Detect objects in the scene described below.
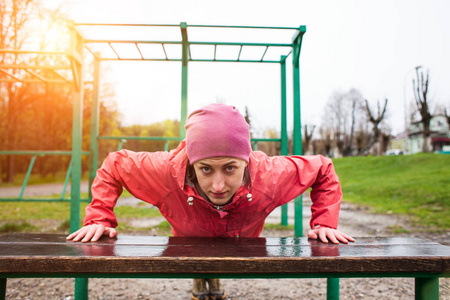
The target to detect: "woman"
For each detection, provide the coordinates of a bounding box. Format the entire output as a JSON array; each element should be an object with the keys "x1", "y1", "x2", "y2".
[{"x1": 67, "y1": 103, "x2": 353, "y2": 300}]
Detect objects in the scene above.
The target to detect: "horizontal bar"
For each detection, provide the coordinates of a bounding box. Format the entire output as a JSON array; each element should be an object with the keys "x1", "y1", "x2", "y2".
[
  {"x1": 0, "y1": 79, "x2": 70, "y2": 84},
  {"x1": 84, "y1": 39, "x2": 293, "y2": 48},
  {"x1": 0, "y1": 151, "x2": 90, "y2": 156},
  {"x1": 190, "y1": 41, "x2": 293, "y2": 47},
  {"x1": 84, "y1": 39, "x2": 181, "y2": 45},
  {"x1": 0, "y1": 273, "x2": 446, "y2": 279},
  {"x1": 192, "y1": 59, "x2": 281, "y2": 63},
  {"x1": 188, "y1": 24, "x2": 302, "y2": 30},
  {"x1": 0, "y1": 64, "x2": 71, "y2": 70},
  {"x1": 0, "y1": 49, "x2": 67, "y2": 55},
  {"x1": 0, "y1": 198, "x2": 90, "y2": 202},
  {"x1": 98, "y1": 58, "x2": 282, "y2": 63},
  {"x1": 75, "y1": 23, "x2": 180, "y2": 27},
  {"x1": 99, "y1": 136, "x2": 181, "y2": 141},
  {"x1": 74, "y1": 23, "x2": 302, "y2": 31}
]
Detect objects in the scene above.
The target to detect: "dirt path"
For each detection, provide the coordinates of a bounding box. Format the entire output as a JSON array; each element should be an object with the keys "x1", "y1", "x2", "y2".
[{"x1": 1, "y1": 184, "x2": 449, "y2": 299}]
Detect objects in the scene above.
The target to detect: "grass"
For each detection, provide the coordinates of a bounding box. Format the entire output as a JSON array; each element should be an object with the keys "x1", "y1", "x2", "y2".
[
  {"x1": 0, "y1": 222, "x2": 38, "y2": 233},
  {"x1": 263, "y1": 223, "x2": 295, "y2": 231},
  {"x1": 0, "y1": 202, "x2": 88, "y2": 221},
  {"x1": 0, "y1": 171, "x2": 89, "y2": 188},
  {"x1": 333, "y1": 153, "x2": 450, "y2": 232}
]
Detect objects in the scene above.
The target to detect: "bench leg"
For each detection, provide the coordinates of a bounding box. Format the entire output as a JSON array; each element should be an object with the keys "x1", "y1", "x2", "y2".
[
  {"x1": 75, "y1": 278, "x2": 89, "y2": 300},
  {"x1": 327, "y1": 277, "x2": 339, "y2": 300},
  {"x1": 415, "y1": 277, "x2": 438, "y2": 300},
  {"x1": 0, "y1": 278, "x2": 6, "y2": 300}
]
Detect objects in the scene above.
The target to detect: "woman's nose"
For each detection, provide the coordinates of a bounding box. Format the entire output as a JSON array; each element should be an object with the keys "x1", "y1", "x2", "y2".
[{"x1": 212, "y1": 174, "x2": 225, "y2": 191}]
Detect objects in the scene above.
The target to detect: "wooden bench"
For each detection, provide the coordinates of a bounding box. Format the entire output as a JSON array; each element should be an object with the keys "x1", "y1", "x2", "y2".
[{"x1": 0, "y1": 233, "x2": 449, "y2": 300}]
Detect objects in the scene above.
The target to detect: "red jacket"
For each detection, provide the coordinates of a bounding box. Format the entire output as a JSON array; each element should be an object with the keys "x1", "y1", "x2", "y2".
[{"x1": 85, "y1": 140, "x2": 342, "y2": 237}]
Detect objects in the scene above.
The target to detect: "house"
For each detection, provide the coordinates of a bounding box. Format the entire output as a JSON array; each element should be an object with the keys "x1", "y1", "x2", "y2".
[{"x1": 407, "y1": 115, "x2": 450, "y2": 154}]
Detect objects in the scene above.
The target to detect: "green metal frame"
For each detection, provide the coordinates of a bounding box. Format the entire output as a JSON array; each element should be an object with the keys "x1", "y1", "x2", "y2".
[
  {"x1": 0, "y1": 273, "x2": 444, "y2": 300},
  {"x1": 1, "y1": 22, "x2": 312, "y2": 299},
  {"x1": 78, "y1": 22, "x2": 306, "y2": 235}
]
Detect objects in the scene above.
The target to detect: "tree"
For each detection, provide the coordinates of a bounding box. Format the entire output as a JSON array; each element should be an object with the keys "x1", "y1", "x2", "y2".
[
  {"x1": 322, "y1": 88, "x2": 367, "y2": 156},
  {"x1": 318, "y1": 127, "x2": 333, "y2": 157},
  {"x1": 0, "y1": 1, "x2": 123, "y2": 181},
  {"x1": 302, "y1": 124, "x2": 315, "y2": 155},
  {"x1": 365, "y1": 98, "x2": 388, "y2": 155},
  {"x1": 1, "y1": 0, "x2": 38, "y2": 181},
  {"x1": 412, "y1": 68, "x2": 433, "y2": 152},
  {"x1": 444, "y1": 107, "x2": 450, "y2": 128}
]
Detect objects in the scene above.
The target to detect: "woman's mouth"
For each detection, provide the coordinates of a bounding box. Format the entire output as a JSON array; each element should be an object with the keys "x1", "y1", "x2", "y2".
[{"x1": 211, "y1": 192, "x2": 227, "y2": 198}]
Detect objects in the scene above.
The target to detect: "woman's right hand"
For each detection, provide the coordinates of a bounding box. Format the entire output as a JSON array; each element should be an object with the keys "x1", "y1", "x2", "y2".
[{"x1": 66, "y1": 224, "x2": 117, "y2": 243}]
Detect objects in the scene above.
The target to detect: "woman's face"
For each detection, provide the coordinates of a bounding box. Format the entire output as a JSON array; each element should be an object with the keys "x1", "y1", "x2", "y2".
[{"x1": 193, "y1": 157, "x2": 247, "y2": 206}]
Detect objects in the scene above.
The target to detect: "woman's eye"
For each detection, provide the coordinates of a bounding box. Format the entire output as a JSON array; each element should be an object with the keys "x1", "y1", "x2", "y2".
[
  {"x1": 201, "y1": 167, "x2": 211, "y2": 173},
  {"x1": 225, "y1": 166, "x2": 235, "y2": 172}
]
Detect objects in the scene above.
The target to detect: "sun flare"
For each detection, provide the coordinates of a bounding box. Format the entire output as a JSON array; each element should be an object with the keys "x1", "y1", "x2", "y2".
[{"x1": 40, "y1": 17, "x2": 70, "y2": 52}]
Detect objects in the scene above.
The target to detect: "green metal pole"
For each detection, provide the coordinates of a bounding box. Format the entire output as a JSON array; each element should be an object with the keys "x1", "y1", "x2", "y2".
[
  {"x1": 88, "y1": 56, "x2": 101, "y2": 202},
  {"x1": 61, "y1": 158, "x2": 73, "y2": 200},
  {"x1": 179, "y1": 22, "x2": 189, "y2": 140},
  {"x1": 68, "y1": 20, "x2": 88, "y2": 300},
  {"x1": 69, "y1": 21, "x2": 84, "y2": 234},
  {"x1": 75, "y1": 278, "x2": 88, "y2": 300},
  {"x1": 280, "y1": 55, "x2": 288, "y2": 226},
  {"x1": 19, "y1": 156, "x2": 36, "y2": 199},
  {"x1": 292, "y1": 30, "x2": 304, "y2": 238},
  {"x1": 415, "y1": 277, "x2": 439, "y2": 300},
  {"x1": 327, "y1": 277, "x2": 339, "y2": 300}
]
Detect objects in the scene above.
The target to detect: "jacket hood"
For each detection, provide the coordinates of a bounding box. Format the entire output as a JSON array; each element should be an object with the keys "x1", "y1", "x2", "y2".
[{"x1": 169, "y1": 140, "x2": 190, "y2": 190}]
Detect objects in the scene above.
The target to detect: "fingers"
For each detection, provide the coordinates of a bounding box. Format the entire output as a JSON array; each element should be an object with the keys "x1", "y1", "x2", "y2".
[
  {"x1": 318, "y1": 228, "x2": 329, "y2": 243},
  {"x1": 308, "y1": 227, "x2": 355, "y2": 244},
  {"x1": 66, "y1": 224, "x2": 114, "y2": 243},
  {"x1": 89, "y1": 224, "x2": 106, "y2": 242},
  {"x1": 108, "y1": 228, "x2": 118, "y2": 238},
  {"x1": 307, "y1": 230, "x2": 318, "y2": 240}
]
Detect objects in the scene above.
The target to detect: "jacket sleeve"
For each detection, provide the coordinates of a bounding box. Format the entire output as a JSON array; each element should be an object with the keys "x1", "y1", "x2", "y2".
[
  {"x1": 84, "y1": 149, "x2": 171, "y2": 228},
  {"x1": 266, "y1": 154, "x2": 342, "y2": 230}
]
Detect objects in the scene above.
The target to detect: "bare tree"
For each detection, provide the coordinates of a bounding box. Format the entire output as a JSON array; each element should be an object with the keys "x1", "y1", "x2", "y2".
[
  {"x1": 365, "y1": 98, "x2": 388, "y2": 155},
  {"x1": 412, "y1": 68, "x2": 433, "y2": 152},
  {"x1": 1, "y1": 0, "x2": 37, "y2": 182},
  {"x1": 323, "y1": 88, "x2": 366, "y2": 156},
  {"x1": 444, "y1": 107, "x2": 450, "y2": 128},
  {"x1": 319, "y1": 127, "x2": 333, "y2": 157},
  {"x1": 302, "y1": 124, "x2": 315, "y2": 155},
  {"x1": 1, "y1": 1, "x2": 73, "y2": 182}
]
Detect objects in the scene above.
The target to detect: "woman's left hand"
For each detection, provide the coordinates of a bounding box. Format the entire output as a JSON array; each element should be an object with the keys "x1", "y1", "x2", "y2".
[{"x1": 307, "y1": 226, "x2": 355, "y2": 244}]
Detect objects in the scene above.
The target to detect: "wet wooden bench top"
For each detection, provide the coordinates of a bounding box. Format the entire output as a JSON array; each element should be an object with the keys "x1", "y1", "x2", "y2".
[{"x1": 0, "y1": 234, "x2": 449, "y2": 277}]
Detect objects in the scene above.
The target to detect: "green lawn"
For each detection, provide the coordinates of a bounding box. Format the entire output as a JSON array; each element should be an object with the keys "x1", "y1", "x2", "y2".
[{"x1": 333, "y1": 153, "x2": 450, "y2": 232}]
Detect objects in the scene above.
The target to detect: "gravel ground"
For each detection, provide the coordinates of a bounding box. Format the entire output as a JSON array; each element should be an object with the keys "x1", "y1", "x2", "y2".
[{"x1": 1, "y1": 187, "x2": 449, "y2": 299}]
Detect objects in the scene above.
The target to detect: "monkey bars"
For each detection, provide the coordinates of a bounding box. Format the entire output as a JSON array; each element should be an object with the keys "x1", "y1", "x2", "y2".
[
  {"x1": 0, "y1": 21, "x2": 314, "y2": 300},
  {"x1": 1, "y1": 22, "x2": 306, "y2": 235}
]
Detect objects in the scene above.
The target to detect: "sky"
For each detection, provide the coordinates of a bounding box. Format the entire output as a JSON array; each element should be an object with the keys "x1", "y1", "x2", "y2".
[{"x1": 46, "y1": 0, "x2": 450, "y2": 136}]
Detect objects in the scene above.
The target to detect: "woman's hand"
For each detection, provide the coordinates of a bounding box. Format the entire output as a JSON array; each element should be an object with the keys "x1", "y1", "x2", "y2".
[
  {"x1": 66, "y1": 224, "x2": 117, "y2": 243},
  {"x1": 307, "y1": 226, "x2": 354, "y2": 244}
]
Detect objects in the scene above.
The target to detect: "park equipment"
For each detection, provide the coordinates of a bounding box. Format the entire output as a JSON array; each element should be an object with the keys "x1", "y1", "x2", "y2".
[
  {"x1": 1, "y1": 22, "x2": 306, "y2": 234},
  {"x1": 1, "y1": 22, "x2": 316, "y2": 299}
]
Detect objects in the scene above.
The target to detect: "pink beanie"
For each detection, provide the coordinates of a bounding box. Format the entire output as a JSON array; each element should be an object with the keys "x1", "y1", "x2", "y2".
[{"x1": 184, "y1": 103, "x2": 251, "y2": 164}]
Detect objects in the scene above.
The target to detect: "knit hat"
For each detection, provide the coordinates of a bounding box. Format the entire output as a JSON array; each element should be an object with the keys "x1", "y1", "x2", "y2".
[{"x1": 184, "y1": 103, "x2": 251, "y2": 164}]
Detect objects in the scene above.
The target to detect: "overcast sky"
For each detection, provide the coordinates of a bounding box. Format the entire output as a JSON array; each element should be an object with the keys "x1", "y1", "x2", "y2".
[{"x1": 49, "y1": 0, "x2": 450, "y2": 136}]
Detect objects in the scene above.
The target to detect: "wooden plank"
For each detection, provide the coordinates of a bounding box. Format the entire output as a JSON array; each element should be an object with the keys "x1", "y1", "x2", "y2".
[{"x1": 0, "y1": 234, "x2": 448, "y2": 276}]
